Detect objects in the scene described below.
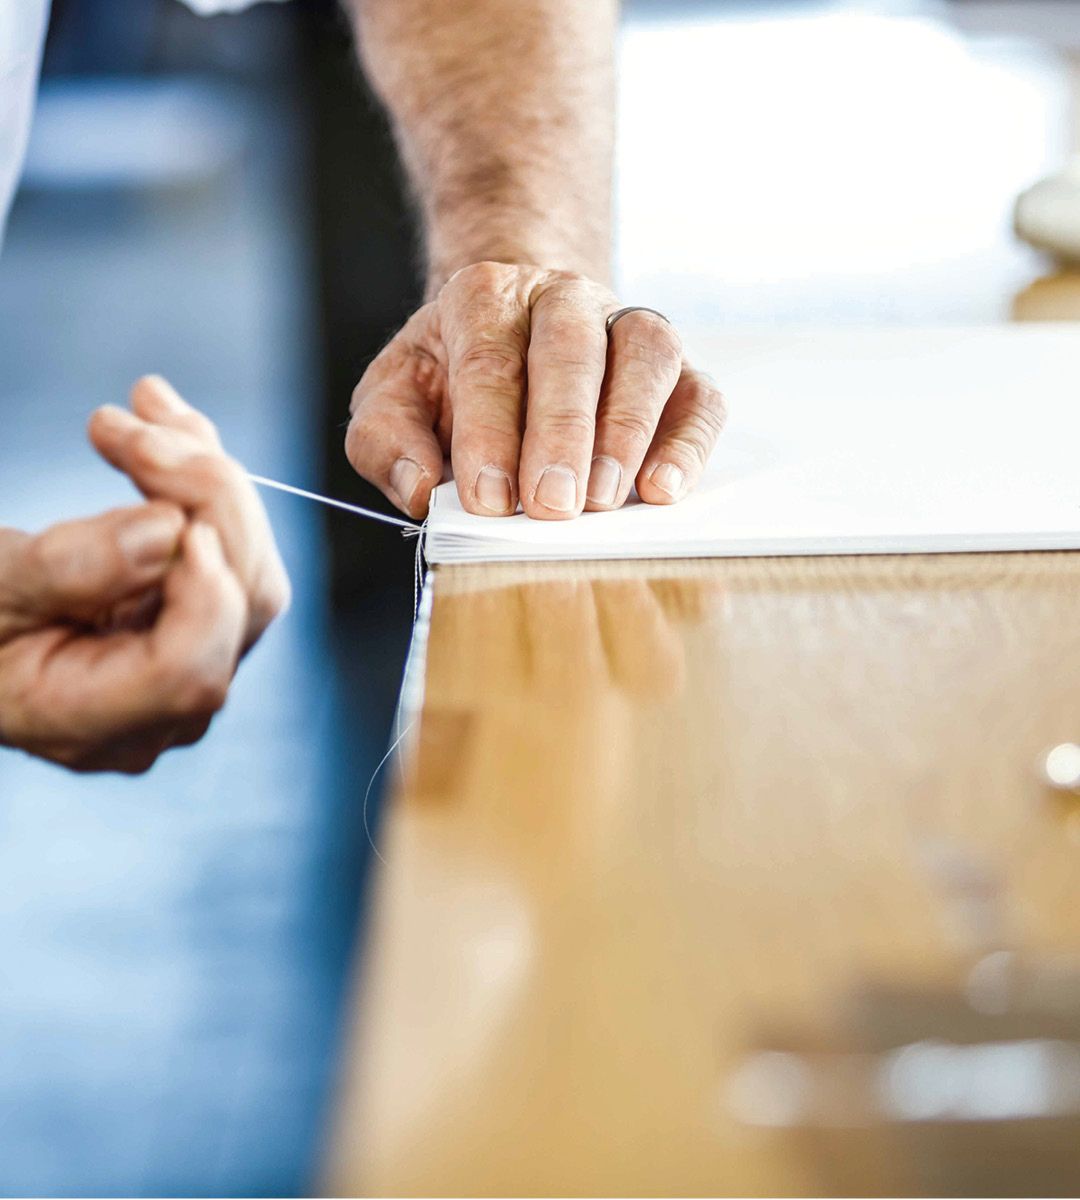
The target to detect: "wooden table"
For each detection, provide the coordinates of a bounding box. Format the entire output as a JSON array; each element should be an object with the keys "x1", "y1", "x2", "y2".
[{"x1": 324, "y1": 8, "x2": 1080, "y2": 1196}]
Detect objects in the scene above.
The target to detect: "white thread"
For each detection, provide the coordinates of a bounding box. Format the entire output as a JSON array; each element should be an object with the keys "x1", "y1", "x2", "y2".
[
  {"x1": 248, "y1": 474, "x2": 421, "y2": 531},
  {"x1": 403, "y1": 518, "x2": 429, "y2": 619},
  {"x1": 363, "y1": 719, "x2": 415, "y2": 866},
  {"x1": 249, "y1": 471, "x2": 431, "y2": 865}
]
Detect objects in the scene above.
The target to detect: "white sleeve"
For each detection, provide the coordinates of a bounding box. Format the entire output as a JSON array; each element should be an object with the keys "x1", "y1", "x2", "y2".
[{"x1": 176, "y1": 0, "x2": 289, "y2": 14}]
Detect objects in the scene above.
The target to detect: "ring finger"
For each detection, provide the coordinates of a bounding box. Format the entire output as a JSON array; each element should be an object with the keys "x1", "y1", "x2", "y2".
[{"x1": 586, "y1": 309, "x2": 684, "y2": 511}]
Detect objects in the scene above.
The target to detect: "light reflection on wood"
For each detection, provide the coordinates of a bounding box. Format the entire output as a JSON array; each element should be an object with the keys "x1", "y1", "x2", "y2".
[{"x1": 324, "y1": 556, "x2": 1080, "y2": 1195}]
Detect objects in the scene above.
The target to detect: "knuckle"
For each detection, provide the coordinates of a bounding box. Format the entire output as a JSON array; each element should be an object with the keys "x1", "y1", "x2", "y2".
[
  {"x1": 157, "y1": 643, "x2": 235, "y2": 718},
  {"x1": 601, "y1": 407, "x2": 657, "y2": 449},
  {"x1": 249, "y1": 564, "x2": 291, "y2": 631},
  {"x1": 268, "y1": 568, "x2": 292, "y2": 617},
  {"x1": 532, "y1": 290, "x2": 606, "y2": 348},
  {"x1": 542, "y1": 339, "x2": 604, "y2": 377},
  {"x1": 667, "y1": 416, "x2": 722, "y2": 467},
  {"x1": 220, "y1": 567, "x2": 248, "y2": 623},
  {"x1": 343, "y1": 421, "x2": 367, "y2": 472},
  {"x1": 653, "y1": 320, "x2": 683, "y2": 361},
  {"x1": 457, "y1": 415, "x2": 522, "y2": 444},
  {"x1": 456, "y1": 343, "x2": 525, "y2": 387},
  {"x1": 403, "y1": 344, "x2": 444, "y2": 400},
  {"x1": 189, "y1": 451, "x2": 243, "y2": 493},
  {"x1": 130, "y1": 426, "x2": 163, "y2": 467},
  {"x1": 619, "y1": 318, "x2": 682, "y2": 367},
  {"x1": 447, "y1": 260, "x2": 515, "y2": 296},
  {"x1": 346, "y1": 401, "x2": 377, "y2": 446},
  {"x1": 536, "y1": 275, "x2": 598, "y2": 311},
  {"x1": 692, "y1": 382, "x2": 729, "y2": 437},
  {"x1": 535, "y1": 407, "x2": 596, "y2": 438},
  {"x1": 187, "y1": 410, "x2": 221, "y2": 446},
  {"x1": 533, "y1": 327, "x2": 606, "y2": 379},
  {"x1": 353, "y1": 343, "x2": 444, "y2": 418},
  {"x1": 173, "y1": 665, "x2": 231, "y2": 718}
]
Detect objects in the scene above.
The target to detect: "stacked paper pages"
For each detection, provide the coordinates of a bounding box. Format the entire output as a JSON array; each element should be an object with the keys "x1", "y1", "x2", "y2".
[{"x1": 425, "y1": 326, "x2": 1080, "y2": 564}]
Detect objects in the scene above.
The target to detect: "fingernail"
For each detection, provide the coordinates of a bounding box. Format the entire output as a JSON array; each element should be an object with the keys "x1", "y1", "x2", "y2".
[
  {"x1": 474, "y1": 464, "x2": 513, "y2": 514},
  {"x1": 389, "y1": 457, "x2": 424, "y2": 506},
  {"x1": 119, "y1": 513, "x2": 182, "y2": 567},
  {"x1": 586, "y1": 456, "x2": 622, "y2": 507},
  {"x1": 534, "y1": 465, "x2": 578, "y2": 513},
  {"x1": 649, "y1": 462, "x2": 685, "y2": 498}
]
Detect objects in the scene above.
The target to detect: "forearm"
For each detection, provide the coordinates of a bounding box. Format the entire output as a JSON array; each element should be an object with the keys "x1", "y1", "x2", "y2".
[{"x1": 347, "y1": 0, "x2": 618, "y2": 296}]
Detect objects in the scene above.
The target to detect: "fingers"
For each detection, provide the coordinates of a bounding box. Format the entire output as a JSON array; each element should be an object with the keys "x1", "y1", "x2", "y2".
[
  {"x1": 345, "y1": 265, "x2": 726, "y2": 521},
  {"x1": 129, "y1": 374, "x2": 223, "y2": 449},
  {"x1": 88, "y1": 388, "x2": 290, "y2": 646},
  {"x1": 441, "y1": 265, "x2": 530, "y2": 517},
  {"x1": 2, "y1": 501, "x2": 184, "y2": 633},
  {"x1": 3, "y1": 523, "x2": 247, "y2": 770},
  {"x1": 76, "y1": 523, "x2": 246, "y2": 737},
  {"x1": 637, "y1": 366, "x2": 727, "y2": 505},
  {"x1": 518, "y1": 280, "x2": 609, "y2": 520},
  {"x1": 345, "y1": 310, "x2": 446, "y2": 520},
  {"x1": 585, "y1": 312, "x2": 683, "y2": 511},
  {"x1": 146, "y1": 521, "x2": 247, "y2": 717}
]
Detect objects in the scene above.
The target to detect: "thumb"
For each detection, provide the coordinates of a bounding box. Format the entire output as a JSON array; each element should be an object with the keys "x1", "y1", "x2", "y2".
[
  {"x1": 346, "y1": 340, "x2": 446, "y2": 520},
  {"x1": 5, "y1": 502, "x2": 185, "y2": 631}
]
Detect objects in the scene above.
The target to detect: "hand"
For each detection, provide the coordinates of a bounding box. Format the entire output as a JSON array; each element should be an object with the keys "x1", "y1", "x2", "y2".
[
  {"x1": 0, "y1": 378, "x2": 290, "y2": 773},
  {"x1": 345, "y1": 263, "x2": 726, "y2": 520},
  {"x1": 89, "y1": 376, "x2": 291, "y2": 651},
  {"x1": 0, "y1": 512, "x2": 246, "y2": 773}
]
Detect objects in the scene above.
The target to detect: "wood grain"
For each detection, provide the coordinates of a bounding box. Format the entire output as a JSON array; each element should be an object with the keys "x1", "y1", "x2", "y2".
[{"x1": 324, "y1": 555, "x2": 1080, "y2": 1196}]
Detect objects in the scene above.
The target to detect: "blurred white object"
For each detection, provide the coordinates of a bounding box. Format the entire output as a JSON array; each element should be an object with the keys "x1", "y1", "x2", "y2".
[
  {"x1": 1042, "y1": 742, "x2": 1080, "y2": 792},
  {"x1": 20, "y1": 78, "x2": 246, "y2": 191},
  {"x1": 1016, "y1": 160, "x2": 1080, "y2": 265},
  {"x1": 0, "y1": 0, "x2": 282, "y2": 245},
  {"x1": 617, "y1": 7, "x2": 1065, "y2": 326},
  {"x1": 181, "y1": 0, "x2": 287, "y2": 10},
  {"x1": 0, "y1": 0, "x2": 50, "y2": 243}
]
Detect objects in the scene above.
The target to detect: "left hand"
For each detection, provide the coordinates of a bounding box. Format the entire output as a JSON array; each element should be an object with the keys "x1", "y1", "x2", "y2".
[
  {"x1": 0, "y1": 377, "x2": 292, "y2": 774},
  {"x1": 345, "y1": 262, "x2": 727, "y2": 520},
  {"x1": 89, "y1": 377, "x2": 291, "y2": 651}
]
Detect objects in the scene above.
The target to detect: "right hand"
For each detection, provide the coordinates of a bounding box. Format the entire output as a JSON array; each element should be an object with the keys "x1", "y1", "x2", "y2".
[
  {"x1": 345, "y1": 263, "x2": 726, "y2": 521},
  {"x1": 0, "y1": 377, "x2": 290, "y2": 773}
]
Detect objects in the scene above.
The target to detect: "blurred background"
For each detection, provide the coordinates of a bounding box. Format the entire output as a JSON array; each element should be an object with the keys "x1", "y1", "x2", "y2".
[{"x1": 0, "y1": 0, "x2": 1075, "y2": 1193}]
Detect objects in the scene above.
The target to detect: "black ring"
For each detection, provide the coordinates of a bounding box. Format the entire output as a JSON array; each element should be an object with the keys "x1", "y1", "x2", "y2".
[{"x1": 605, "y1": 306, "x2": 672, "y2": 335}]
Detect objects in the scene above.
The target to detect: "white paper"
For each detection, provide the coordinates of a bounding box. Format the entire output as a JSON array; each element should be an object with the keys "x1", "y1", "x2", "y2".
[{"x1": 425, "y1": 326, "x2": 1080, "y2": 564}]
